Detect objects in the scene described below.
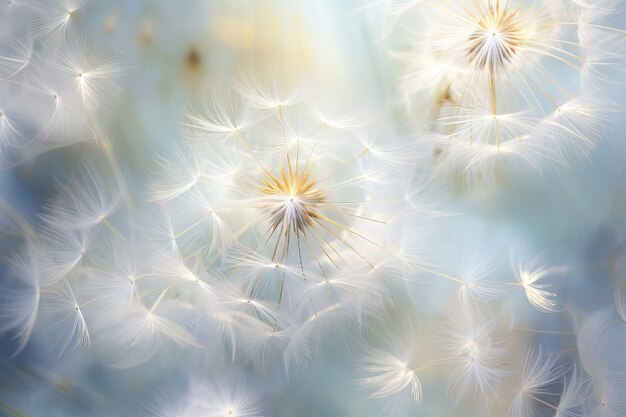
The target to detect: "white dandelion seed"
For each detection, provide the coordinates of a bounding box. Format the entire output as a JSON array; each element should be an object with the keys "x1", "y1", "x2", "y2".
[
  {"x1": 33, "y1": 273, "x2": 91, "y2": 357},
  {"x1": 39, "y1": 158, "x2": 123, "y2": 230},
  {"x1": 39, "y1": 34, "x2": 127, "y2": 111},
  {"x1": 149, "y1": 372, "x2": 264, "y2": 417},
  {"x1": 95, "y1": 300, "x2": 198, "y2": 368},
  {"x1": 553, "y1": 367, "x2": 590, "y2": 417},
  {"x1": 436, "y1": 308, "x2": 510, "y2": 405},
  {"x1": 571, "y1": 308, "x2": 626, "y2": 379},
  {"x1": 508, "y1": 347, "x2": 566, "y2": 417},
  {"x1": 357, "y1": 327, "x2": 425, "y2": 415},
  {"x1": 39, "y1": 224, "x2": 97, "y2": 283},
  {"x1": 513, "y1": 256, "x2": 565, "y2": 313},
  {"x1": 31, "y1": 0, "x2": 88, "y2": 39},
  {"x1": 182, "y1": 87, "x2": 258, "y2": 144},
  {"x1": 590, "y1": 372, "x2": 626, "y2": 417},
  {"x1": 0, "y1": 33, "x2": 34, "y2": 78},
  {"x1": 232, "y1": 69, "x2": 301, "y2": 111},
  {"x1": 0, "y1": 202, "x2": 40, "y2": 354}
]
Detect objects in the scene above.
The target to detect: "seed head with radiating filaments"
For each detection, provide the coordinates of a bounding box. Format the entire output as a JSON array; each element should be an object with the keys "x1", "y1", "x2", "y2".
[
  {"x1": 390, "y1": 0, "x2": 622, "y2": 186},
  {"x1": 256, "y1": 152, "x2": 326, "y2": 236},
  {"x1": 148, "y1": 77, "x2": 427, "y2": 364}
]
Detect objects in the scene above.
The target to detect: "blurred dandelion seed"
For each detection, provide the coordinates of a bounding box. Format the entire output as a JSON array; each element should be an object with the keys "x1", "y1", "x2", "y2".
[
  {"x1": 425, "y1": 0, "x2": 590, "y2": 119},
  {"x1": 390, "y1": 0, "x2": 624, "y2": 186}
]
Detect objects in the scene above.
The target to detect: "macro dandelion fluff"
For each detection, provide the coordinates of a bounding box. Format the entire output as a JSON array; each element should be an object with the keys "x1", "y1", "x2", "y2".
[
  {"x1": 1, "y1": 1, "x2": 626, "y2": 416},
  {"x1": 386, "y1": 0, "x2": 625, "y2": 187},
  {"x1": 507, "y1": 347, "x2": 566, "y2": 417},
  {"x1": 148, "y1": 75, "x2": 429, "y2": 365},
  {"x1": 0, "y1": 1, "x2": 126, "y2": 167},
  {"x1": 513, "y1": 256, "x2": 566, "y2": 313},
  {"x1": 358, "y1": 327, "x2": 423, "y2": 415},
  {"x1": 0, "y1": 200, "x2": 40, "y2": 354},
  {"x1": 352, "y1": 246, "x2": 584, "y2": 415},
  {"x1": 435, "y1": 308, "x2": 510, "y2": 406},
  {"x1": 149, "y1": 355, "x2": 265, "y2": 417},
  {"x1": 32, "y1": 0, "x2": 88, "y2": 39}
]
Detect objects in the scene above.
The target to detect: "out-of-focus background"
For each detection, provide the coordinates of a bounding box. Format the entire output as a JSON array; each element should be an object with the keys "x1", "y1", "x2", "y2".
[{"x1": 1, "y1": 1, "x2": 626, "y2": 416}]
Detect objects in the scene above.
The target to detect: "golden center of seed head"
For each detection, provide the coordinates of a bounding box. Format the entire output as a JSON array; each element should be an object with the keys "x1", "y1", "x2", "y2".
[
  {"x1": 466, "y1": 3, "x2": 525, "y2": 71},
  {"x1": 258, "y1": 164, "x2": 326, "y2": 234}
]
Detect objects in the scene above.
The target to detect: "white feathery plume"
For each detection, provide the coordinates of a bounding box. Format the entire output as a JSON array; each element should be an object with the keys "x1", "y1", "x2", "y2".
[
  {"x1": 217, "y1": 280, "x2": 281, "y2": 327},
  {"x1": 164, "y1": 185, "x2": 233, "y2": 257},
  {"x1": 507, "y1": 347, "x2": 566, "y2": 417},
  {"x1": 94, "y1": 300, "x2": 198, "y2": 369},
  {"x1": 0, "y1": 33, "x2": 34, "y2": 78},
  {"x1": 513, "y1": 256, "x2": 565, "y2": 313},
  {"x1": 357, "y1": 327, "x2": 423, "y2": 415},
  {"x1": 31, "y1": 0, "x2": 88, "y2": 39},
  {"x1": 0, "y1": 29, "x2": 126, "y2": 166},
  {"x1": 39, "y1": 158, "x2": 123, "y2": 230},
  {"x1": 306, "y1": 101, "x2": 374, "y2": 131},
  {"x1": 182, "y1": 88, "x2": 258, "y2": 143},
  {"x1": 33, "y1": 273, "x2": 91, "y2": 357},
  {"x1": 571, "y1": 308, "x2": 626, "y2": 379},
  {"x1": 79, "y1": 239, "x2": 144, "y2": 311},
  {"x1": 185, "y1": 381, "x2": 264, "y2": 417},
  {"x1": 0, "y1": 203, "x2": 40, "y2": 354},
  {"x1": 149, "y1": 371, "x2": 264, "y2": 417},
  {"x1": 450, "y1": 252, "x2": 504, "y2": 318},
  {"x1": 23, "y1": 54, "x2": 94, "y2": 143},
  {"x1": 46, "y1": 35, "x2": 126, "y2": 111},
  {"x1": 436, "y1": 309, "x2": 510, "y2": 405},
  {"x1": 283, "y1": 303, "x2": 348, "y2": 369},
  {"x1": 136, "y1": 204, "x2": 183, "y2": 258},
  {"x1": 232, "y1": 70, "x2": 301, "y2": 111},
  {"x1": 150, "y1": 255, "x2": 220, "y2": 325},
  {"x1": 360, "y1": 348, "x2": 422, "y2": 402},
  {"x1": 0, "y1": 80, "x2": 54, "y2": 166},
  {"x1": 589, "y1": 372, "x2": 626, "y2": 417},
  {"x1": 149, "y1": 146, "x2": 206, "y2": 203},
  {"x1": 0, "y1": 246, "x2": 41, "y2": 354},
  {"x1": 39, "y1": 224, "x2": 96, "y2": 283},
  {"x1": 554, "y1": 367, "x2": 590, "y2": 417}
]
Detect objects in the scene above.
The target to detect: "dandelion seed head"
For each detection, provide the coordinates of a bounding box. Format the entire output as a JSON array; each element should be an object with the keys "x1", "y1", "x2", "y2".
[
  {"x1": 390, "y1": 0, "x2": 622, "y2": 187},
  {"x1": 466, "y1": 2, "x2": 527, "y2": 73},
  {"x1": 256, "y1": 157, "x2": 326, "y2": 234}
]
